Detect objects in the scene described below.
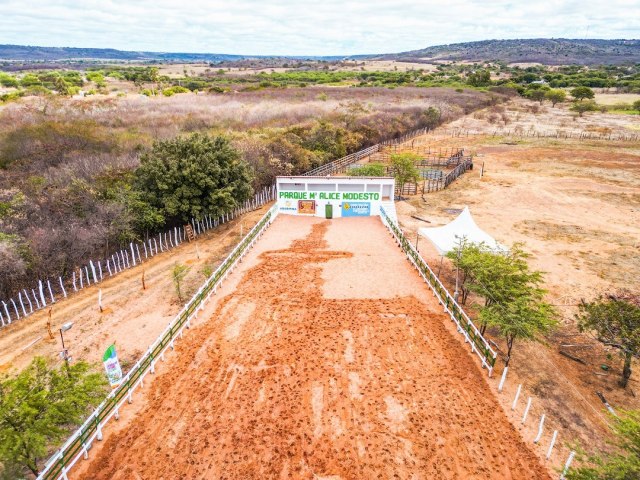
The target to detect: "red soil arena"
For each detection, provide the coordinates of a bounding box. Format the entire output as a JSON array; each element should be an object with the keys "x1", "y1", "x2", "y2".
[{"x1": 75, "y1": 214, "x2": 550, "y2": 480}]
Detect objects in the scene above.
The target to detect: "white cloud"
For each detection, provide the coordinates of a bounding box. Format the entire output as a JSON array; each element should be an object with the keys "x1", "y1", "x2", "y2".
[{"x1": 0, "y1": 0, "x2": 637, "y2": 56}]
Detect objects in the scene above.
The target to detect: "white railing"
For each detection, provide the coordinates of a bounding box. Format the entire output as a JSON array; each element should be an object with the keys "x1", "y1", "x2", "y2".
[
  {"x1": 379, "y1": 206, "x2": 497, "y2": 376},
  {"x1": 36, "y1": 204, "x2": 279, "y2": 480}
]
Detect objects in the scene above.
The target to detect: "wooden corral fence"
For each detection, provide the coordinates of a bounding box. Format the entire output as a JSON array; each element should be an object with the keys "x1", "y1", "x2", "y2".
[
  {"x1": 370, "y1": 147, "x2": 464, "y2": 165},
  {"x1": 302, "y1": 125, "x2": 438, "y2": 177},
  {"x1": 397, "y1": 158, "x2": 473, "y2": 196},
  {"x1": 384, "y1": 145, "x2": 463, "y2": 157}
]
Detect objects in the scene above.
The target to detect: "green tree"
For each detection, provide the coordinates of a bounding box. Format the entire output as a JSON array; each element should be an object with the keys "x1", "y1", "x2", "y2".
[
  {"x1": 445, "y1": 238, "x2": 487, "y2": 306},
  {"x1": 0, "y1": 358, "x2": 108, "y2": 477},
  {"x1": 545, "y1": 89, "x2": 567, "y2": 107},
  {"x1": 571, "y1": 86, "x2": 595, "y2": 101},
  {"x1": 526, "y1": 89, "x2": 547, "y2": 104},
  {"x1": 53, "y1": 76, "x2": 70, "y2": 96},
  {"x1": 481, "y1": 293, "x2": 556, "y2": 367},
  {"x1": 0, "y1": 73, "x2": 18, "y2": 88},
  {"x1": 567, "y1": 410, "x2": 640, "y2": 480},
  {"x1": 571, "y1": 100, "x2": 598, "y2": 117},
  {"x1": 348, "y1": 163, "x2": 386, "y2": 177},
  {"x1": 576, "y1": 294, "x2": 640, "y2": 388},
  {"x1": 467, "y1": 70, "x2": 492, "y2": 87},
  {"x1": 391, "y1": 153, "x2": 420, "y2": 196},
  {"x1": 172, "y1": 262, "x2": 190, "y2": 302},
  {"x1": 449, "y1": 242, "x2": 557, "y2": 365},
  {"x1": 135, "y1": 133, "x2": 253, "y2": 224},
  {"x1": 632, "y1": 99, "x2": 640, "y2": 112}
]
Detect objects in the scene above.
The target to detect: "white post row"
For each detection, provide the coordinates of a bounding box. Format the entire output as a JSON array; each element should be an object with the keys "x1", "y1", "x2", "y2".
[{"x1": 1, "y1": 202, "x2": 272, "y2": 330}]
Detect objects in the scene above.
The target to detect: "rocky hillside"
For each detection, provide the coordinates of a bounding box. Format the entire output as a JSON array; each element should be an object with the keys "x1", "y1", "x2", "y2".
[{"x1": 374, "y1": 38, "x2": 640, "y2": 65}]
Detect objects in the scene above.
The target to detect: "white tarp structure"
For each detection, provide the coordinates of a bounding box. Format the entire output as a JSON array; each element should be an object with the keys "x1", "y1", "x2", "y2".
[{"x1": 419, "y1": 206, "x2": 507, "y2": 255}]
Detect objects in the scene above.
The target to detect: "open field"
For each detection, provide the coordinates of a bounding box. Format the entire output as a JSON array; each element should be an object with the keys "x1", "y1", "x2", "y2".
[
  {"x1": 594, "y1": 93, "x2": 640, "y2": 106},
  {"x1": 73, "y1": 216, "x2": 550, "y2": 479},
  {"x1": 451, "y1": 99, "x2": 640, "y2": 136},
  {"x1": 380, "y1": 98, "x2": 640, "y2": 454}
]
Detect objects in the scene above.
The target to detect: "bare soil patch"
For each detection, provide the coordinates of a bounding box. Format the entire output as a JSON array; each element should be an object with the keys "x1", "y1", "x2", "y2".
[
  {"x1": 387, "y1": 105, "x2": 640, "y2": 456},
  {"x1": 0, "y1": 206, "x2": 270, "y2": 375},
  {"x1": 76, "y1": 216, "x2": 549, "y2": 480}
]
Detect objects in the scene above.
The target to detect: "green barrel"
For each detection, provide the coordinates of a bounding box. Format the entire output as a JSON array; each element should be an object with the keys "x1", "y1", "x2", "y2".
[{"x1": 325, "y1": 203, "x2": 333, "y2": 219}]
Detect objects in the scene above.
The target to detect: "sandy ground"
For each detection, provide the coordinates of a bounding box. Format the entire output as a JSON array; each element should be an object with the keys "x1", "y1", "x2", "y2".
[
  {"x1": 0, "y1": 205, "x2": 270, "y2": 375},
  {"x1": 373, "y1": 101, "x2": 640, "y2": 457},
  {"x1": 449, "y1": 99, "x2": 640, "y2": 136},
  {"x1": 74, "y1": 216, "x2": 549, "y2": 480},
  {"x1": 594, "y1": 93, "x2": 640, "y2": 106}
]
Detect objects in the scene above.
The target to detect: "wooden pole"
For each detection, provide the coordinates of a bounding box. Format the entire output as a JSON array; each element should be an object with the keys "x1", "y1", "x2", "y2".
[{"x1": 47, "y1": 308, "x2": 54, "y2": 339}]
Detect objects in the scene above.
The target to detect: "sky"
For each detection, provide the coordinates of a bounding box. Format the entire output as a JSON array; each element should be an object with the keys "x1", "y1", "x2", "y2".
[{"x1": 0, "y1": 0, "x2": 638, "y2": 56}]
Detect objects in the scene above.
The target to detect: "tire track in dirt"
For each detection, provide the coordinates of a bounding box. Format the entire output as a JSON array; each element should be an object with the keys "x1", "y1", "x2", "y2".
[{"x1": 80, "y1": 219, "x2": 550, "y2": 479}]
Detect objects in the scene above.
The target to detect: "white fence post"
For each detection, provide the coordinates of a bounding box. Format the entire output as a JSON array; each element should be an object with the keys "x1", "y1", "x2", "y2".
[
  {"x1": 522, "y1": 397, "x2": 532, "y2": 424},
  {"x1": 47, "y1": 279, "x2": 55, "y2": 303},
  {"x1": 546, "y1": 430, "x2": 558, "y2": 459},
  {"x1": 59, "y1": 277, "x2": 67, "y2": 298},
  {"x1": 561, "y1": 451, "x2": 576, "y2": 479},
  {"x1": 533, "y1": 414, "x2": 545, "y2": 443},
  {"x1": 512, "y1": 384, "x2": 522, "y2": 410},
  {"x1": 18, "y1": 292, "x2": 27, "y2": 316},
  {"x1": 498, "y1": 366, "x2": 508, "y2": 392},
  {"x1": 11, "y1": 298, "x2": 19, "y2": 319},
  {"x1": 90, "y1": 261, "x2": 98, "y2": 284},
  {"x1": 2, "y1": 301, "x2": 10, "y2": 324},
  {"x1": 23, "y1": 289, "x2": 33, "y2": 312},
  {"x1": 130, "y1": 243, "x2": 136, "y2": 266},
  {"x1": 32, "y1": 289, "x2": 40, "y2": 309},
  {"x1": 39, "y1": 279, "x2": 47, "y2": 307}
]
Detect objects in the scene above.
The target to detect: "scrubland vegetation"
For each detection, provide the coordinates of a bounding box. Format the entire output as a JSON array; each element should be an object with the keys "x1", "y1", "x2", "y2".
[{"x1": 0, "y1": 85, "x2": 497, "y2": 300}]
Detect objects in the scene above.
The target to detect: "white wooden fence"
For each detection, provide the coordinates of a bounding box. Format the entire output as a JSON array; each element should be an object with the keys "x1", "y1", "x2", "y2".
[{"x1": 0, "y1": 185, "x2": 276, "y2": 330}]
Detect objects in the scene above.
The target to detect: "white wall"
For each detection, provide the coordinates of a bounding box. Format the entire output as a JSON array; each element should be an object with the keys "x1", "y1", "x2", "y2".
[{"x1": 276, "y1": 176, "x2": 395, "y2": 219}]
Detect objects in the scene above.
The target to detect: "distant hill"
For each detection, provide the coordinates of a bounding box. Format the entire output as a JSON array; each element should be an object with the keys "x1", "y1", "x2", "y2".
[
  {"x1": 373, "y1": 39, "x2": 640, "y2": 65},
  {"x1": 0, "y1": 44, "x2": 253, "y2": 62},
  {"x1": 2, "y1": 39, "x2": 639, "y2": 65},
  {"x1": 0, "y1": 44, "x2": 352, "y2": 63}
]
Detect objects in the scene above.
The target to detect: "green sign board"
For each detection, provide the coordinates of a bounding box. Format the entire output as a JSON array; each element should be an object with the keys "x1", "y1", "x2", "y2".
[{"x1": 279, "y1": 191, "x2": 380, "y2": 201}]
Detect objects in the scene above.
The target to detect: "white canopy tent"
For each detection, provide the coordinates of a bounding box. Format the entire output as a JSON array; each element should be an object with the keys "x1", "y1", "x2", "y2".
[{"x1": 418, "y1": 206, "x2": 507, "y2": 255}]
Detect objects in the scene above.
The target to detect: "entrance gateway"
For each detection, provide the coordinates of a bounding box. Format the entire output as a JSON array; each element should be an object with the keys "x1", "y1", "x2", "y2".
[{"x1": 276, "y1": 176, "x2": 395, "y2": 219}]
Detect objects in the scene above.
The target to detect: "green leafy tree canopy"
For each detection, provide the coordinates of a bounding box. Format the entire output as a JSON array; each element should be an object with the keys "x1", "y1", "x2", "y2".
[
  {"x1": 576, "y1": 293, "x2": 640, "y2": 388},
  {"x1": 545, "y1": 89, "x2": 567, "y2": 107},
  {"x1": 391, "y1": 153, "x2": 420, "y2": 195},
  {"x1": 571, "y1": 86, "x2": 595, "y2": 101},
  {"x1": 135, "y1": 133, "x2": 253, "y2": 224},
  {"x1": 447, "y1": 240, "x2": 557, "y2": 366},
  {"x1": 567, "y1": 410, "x2": 640, "y2": 480},
  {"x1": 0, "y1": 358, "x2": 108, "y2": 477},
  {"x1": 571, "y1": 100, "x2": 598, "y2": 117},
  {"x1": 348, "y1": 163, "x2": 386, "y2": 177}
]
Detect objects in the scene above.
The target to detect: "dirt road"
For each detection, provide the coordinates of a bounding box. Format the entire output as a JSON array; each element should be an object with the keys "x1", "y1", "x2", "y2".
[{"x1": 78, "y1": 216, "x2": 549, "y2": 480}]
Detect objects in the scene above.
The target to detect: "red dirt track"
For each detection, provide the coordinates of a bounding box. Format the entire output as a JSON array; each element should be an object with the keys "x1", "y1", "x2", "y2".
[{"x1": 80, "y1": 216, "x2": 550, "y2": 479}]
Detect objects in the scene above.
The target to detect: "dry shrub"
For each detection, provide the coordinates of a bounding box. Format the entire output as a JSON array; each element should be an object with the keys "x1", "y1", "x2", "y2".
[{"x1": 487, "y1": 113, "x2": 500, "y2": 124}]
